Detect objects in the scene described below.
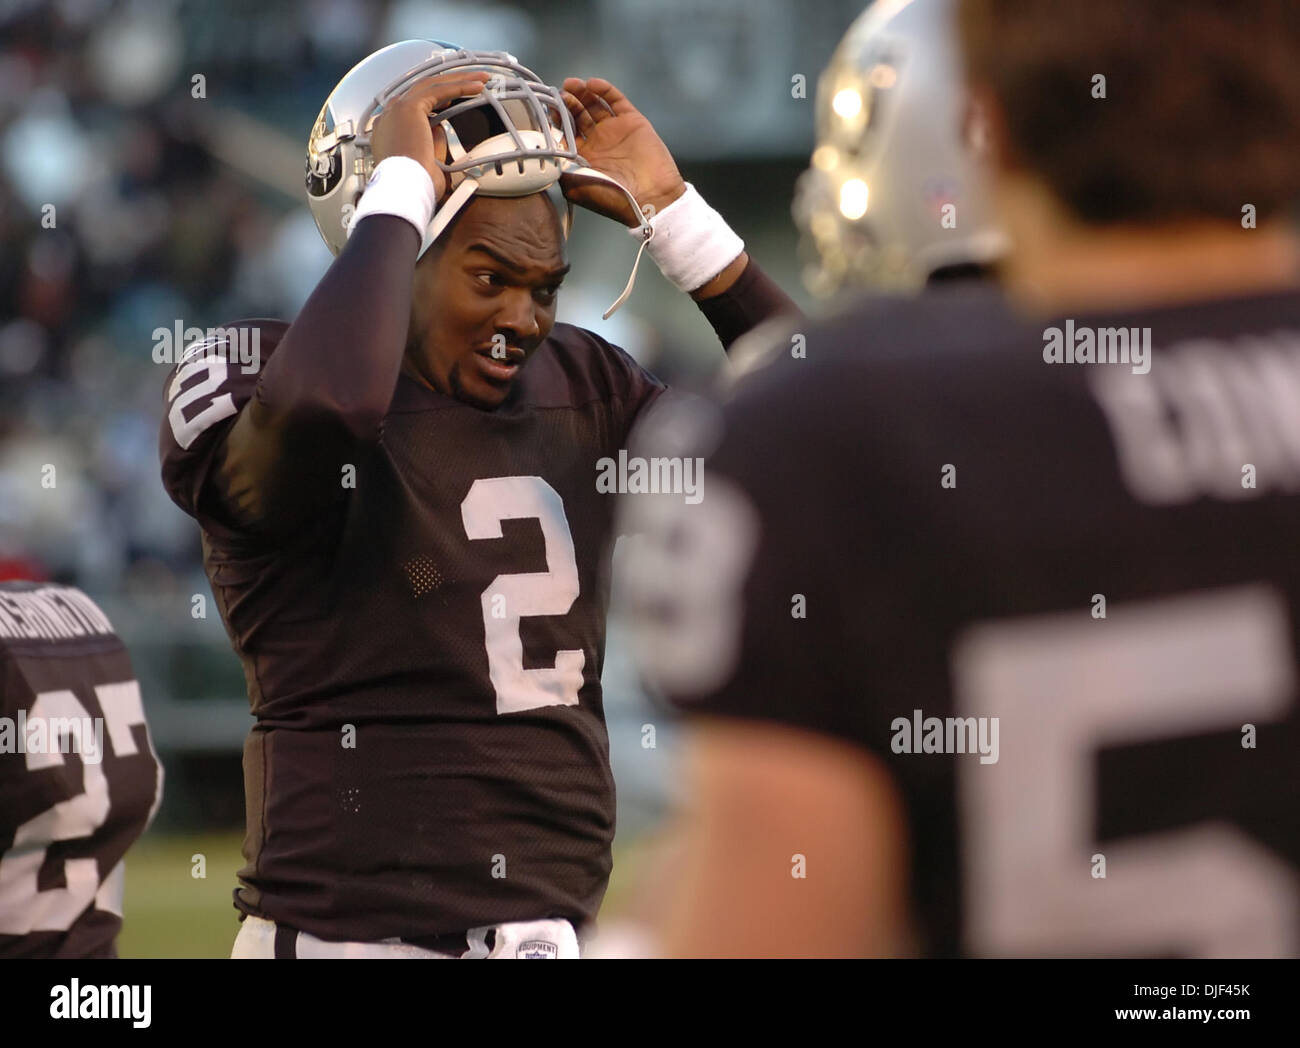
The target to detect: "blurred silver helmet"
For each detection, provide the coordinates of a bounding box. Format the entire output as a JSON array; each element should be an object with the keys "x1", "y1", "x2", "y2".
[
  {"x1": 793, "y1": 0, "x2": 1005, "y2": 297},
  {"x1": 305, "y1": 39, "x2": 655, "y2": 316}
]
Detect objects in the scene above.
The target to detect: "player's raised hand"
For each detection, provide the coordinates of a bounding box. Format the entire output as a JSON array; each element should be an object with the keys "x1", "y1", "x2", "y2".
[
  {"x1": 560, "y1": 77, "x2": 686, "y2": 227},
  {"x1": 371, "y1": 71, "x2": 491, "y2": 201}
]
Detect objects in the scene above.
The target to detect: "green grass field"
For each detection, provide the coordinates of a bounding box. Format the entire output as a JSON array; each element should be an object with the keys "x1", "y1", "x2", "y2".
[{"x1": 118, "y1": 830, "x2": 247, "y2": 958}]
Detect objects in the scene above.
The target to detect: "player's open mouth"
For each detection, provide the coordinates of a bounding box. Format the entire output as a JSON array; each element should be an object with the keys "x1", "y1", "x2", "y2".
[{"x1": 474, "y1": 346, "x2": 526, "y2": 383}]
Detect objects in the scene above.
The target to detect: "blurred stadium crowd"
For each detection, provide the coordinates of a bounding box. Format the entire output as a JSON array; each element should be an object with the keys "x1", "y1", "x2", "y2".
[{"x1": 0, "y1": 1, "x2": 384, "y2": 595}]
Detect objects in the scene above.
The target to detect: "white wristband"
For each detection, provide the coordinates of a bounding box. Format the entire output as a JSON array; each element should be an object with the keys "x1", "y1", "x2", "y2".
[
  {"x1": 634, "y1": 182, "x2": 745, "y2": 293},
  {"x1": 346, "y1": 156, "x2": 438, "y2": 244}
]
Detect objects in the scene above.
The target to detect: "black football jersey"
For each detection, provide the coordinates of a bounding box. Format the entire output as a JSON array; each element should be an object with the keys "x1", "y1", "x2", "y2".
[
  {"x1": 0, "y1": 582, "x2": 163, "y2": 958},
  {"x1": 160, "y1": 304, "x2": 770, "y2": 941},
  {"x1": 624, "y1": 284, "x2": 1300, "y2": 957}
]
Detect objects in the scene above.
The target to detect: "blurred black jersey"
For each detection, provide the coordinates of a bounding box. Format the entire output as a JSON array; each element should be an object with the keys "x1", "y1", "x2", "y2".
[
  {"x1": 0, "y1": 582, "x2": 162, "y2": 958},
  {"x1": 625, "y1": 285, "x2": 1300, "y2": 957}
]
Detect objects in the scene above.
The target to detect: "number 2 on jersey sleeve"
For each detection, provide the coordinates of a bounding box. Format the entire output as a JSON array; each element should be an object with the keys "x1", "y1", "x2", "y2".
[
  {"x1": 461, "y1": 476, "x2": 585, "y2": 715},
  {"x1": 166, "y1": 342, "x2": 238, "y2": 450}
]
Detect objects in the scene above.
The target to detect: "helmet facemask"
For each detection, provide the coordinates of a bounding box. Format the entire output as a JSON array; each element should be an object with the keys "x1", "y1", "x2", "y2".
[{"x1": 307, "y1": 42, "x2": 657, "y2": 318}]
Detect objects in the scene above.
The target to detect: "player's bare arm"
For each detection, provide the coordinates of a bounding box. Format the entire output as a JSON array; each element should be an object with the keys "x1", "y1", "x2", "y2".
[{"x1": 657, "y1": 718, "x2": 911, "y2": 958}]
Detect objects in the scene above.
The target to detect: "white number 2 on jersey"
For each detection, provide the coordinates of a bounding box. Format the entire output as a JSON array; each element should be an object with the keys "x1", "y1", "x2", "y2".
[
  {"x1": 166, "y1": 342, "x2": 238, "y2": 450},
  {"x1": 954, "y1": 585, "x2": 1298, "y2": 957},
  {"x1": 461, "y1": 476, "x2": 585, "y2": 715}
]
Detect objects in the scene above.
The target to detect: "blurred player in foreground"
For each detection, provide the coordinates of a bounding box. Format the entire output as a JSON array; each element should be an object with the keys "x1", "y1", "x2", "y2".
[
  {"x1": 0, "y1": 581, "x2": 163, "y2": 957},
  {"x1": 621, "y1": 0, "x2": 1300, "y2": 957},
  {"x1": 588, "y1": 0, "x2": 997, "y2": 957},
  {"x1": 159, "y1": 40, "x2": 795, "y2": 958}
]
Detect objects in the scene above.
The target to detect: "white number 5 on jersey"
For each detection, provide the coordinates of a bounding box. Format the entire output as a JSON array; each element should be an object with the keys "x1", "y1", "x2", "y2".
[{"x1": 954, "y1": 585, "x2": 1298, "y2": 957}]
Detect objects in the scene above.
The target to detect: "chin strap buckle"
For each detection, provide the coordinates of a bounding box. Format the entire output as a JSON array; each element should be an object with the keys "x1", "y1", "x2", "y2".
[
  {"x1": 557, "y1": 166, "x2": 656, "y2": 319},
  {"x1": 602, "y1": 205, "x2": 655, "y2": 319}
]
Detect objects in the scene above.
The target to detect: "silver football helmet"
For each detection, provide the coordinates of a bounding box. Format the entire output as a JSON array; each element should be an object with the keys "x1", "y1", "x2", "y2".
[
  {"x1": 793, "y1": 0, "x2": 1005, "y2": 297},
  {"x1": 306, "y1": 39, "x2": 656, "y2": 316}
]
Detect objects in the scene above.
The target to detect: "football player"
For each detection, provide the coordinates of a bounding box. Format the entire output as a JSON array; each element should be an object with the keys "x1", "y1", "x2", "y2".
[
  {"x1": 622, "y1": 0, "x2": 1300, "y2": 957},
  {"x1": 0, "y1": 581, "x2": 163, "y2": 958},
  {"x1": 158, "y1": 40, "x2": 796, "y2": 959}
]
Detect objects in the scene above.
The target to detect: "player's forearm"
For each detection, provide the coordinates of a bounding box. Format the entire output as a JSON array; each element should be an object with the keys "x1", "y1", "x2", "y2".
[
  {"x1": 694, "y1": 255, "x2": 802, "y2": 351},
  {"x1": 689, "y1": 250, "x2": 749, "y2": 302},
  {"x1": 638, "y1": 183, "x2": 800, "y2": 350}
]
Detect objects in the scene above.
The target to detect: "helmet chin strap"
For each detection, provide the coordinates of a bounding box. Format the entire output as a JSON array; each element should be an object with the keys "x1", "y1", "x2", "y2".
[
  {"x1": 564, "y1": 166, "x2": 657, "y2": 319},
  {"x1": 420, "y1": 179, "x2": 479, "y2": 252},
  {"x1": 418, "y1": 163, "x2": 655, "y2": 319}
]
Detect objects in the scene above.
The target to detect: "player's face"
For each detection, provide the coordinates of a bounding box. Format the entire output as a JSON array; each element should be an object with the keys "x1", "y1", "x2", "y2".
[{"x1": 408, "y1": 193, "x2": 569, "y2": 409}]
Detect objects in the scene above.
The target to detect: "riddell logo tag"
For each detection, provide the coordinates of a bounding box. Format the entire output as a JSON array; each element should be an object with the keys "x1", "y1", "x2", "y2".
[
  {"x1": 517, "y1": 940, "x2": 558, "y2": 958},
  {"x1": 50, "y1": 979, "x2": 151, "y2": 1028}
]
